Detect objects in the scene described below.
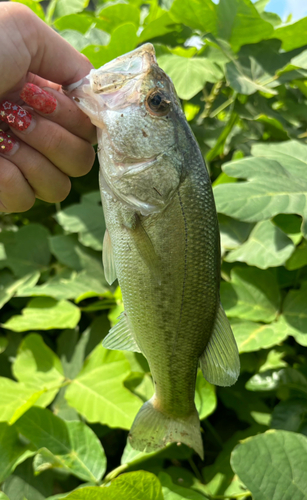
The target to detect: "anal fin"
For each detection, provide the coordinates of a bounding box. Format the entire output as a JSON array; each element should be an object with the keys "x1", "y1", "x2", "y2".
[
  {"x1": 103, "y1": 311, "x2": 141, "y2": 353},
  {"x1": 200, "y1": 303, "x2": 240, "y2": 387},
  {"x1": 103, "y1": 229, "x2": 117, "y2": 285}
]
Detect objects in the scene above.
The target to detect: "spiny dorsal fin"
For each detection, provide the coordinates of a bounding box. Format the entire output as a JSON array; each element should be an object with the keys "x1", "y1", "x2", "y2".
[
  {"x1": 199, "y1": 303, "x2": 240, "y2": 387},
  {"x1": 102, "y1": 311, "x2": 141, "y2": 353},
  {"x1": 103, "y1": 229, "x2": 117, "y2": 285}
]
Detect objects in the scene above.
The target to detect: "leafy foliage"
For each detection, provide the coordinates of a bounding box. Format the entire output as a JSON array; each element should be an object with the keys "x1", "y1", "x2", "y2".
[{"x1": 1, "y1": 0, "x2": 307, "y2": 498}]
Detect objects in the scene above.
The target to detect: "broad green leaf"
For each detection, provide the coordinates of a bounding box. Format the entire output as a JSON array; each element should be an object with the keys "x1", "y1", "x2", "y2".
[
  {"x1": 0, "y1": 423, "x2": 34, "y2": 482},
  {"x1": 271, "y1": 398, "x2": 307, "y2": 435},
  {"x1": 0, "y1": 377, "x2": 43, "y2": 424},
  {"x1": 3, "y1": 298, "x2": 80, "y2": 332},
  {"x1": 139, "y1": 13, "x2": 178, "y2": 43},
  {"x1": 53, "y1": 0, "x2": 89, "y2": 19},
  {"x1": 0, "y1": 335, "x2": 8, "y2": 353},
  {"x1": 221, "y1": 267, "x2": 281, "y2": 322},
  {"x1": 169, "y1": 0, "x2": 217, "y2": 34},
  {"x1": 55, "y1": 202, "x2": 105, "y2": 251},
  {"x1": 16, "y1": 407, "x2": 106, "y2": 482},
  {"x1": 97, "y1": 3, "x2": 140, "y2": 33},
  {"x1": 49, "y1": 234, "x2": 103, "y2": 273},
  {"x1": 195, "y1": 370, "x2": 216, "y2": 420},
  {"x1": 0, "y1": 493, "x2": 10, "y2": 500},
  {"x1": 230, "y1": 430, "x2": 307, "y2": 500},
  {"x1": 17, "y1": 269, "x2": 109, "y2": 301},
  {"x1": 273, "y1": 214, "x2": 302, "y2": 245},
  {"x1": 82, "y1": 23, "x2": 138, "y2": 68},
  {"x1": 13, "y1": 333, "x2": 65, "y2": 407},
  {"x1": 63, "y1": 471, "x2": 163, "y2": 499},
  {"x1": 214, "y1": 142, "x2": 307, "y2": 238},
  {"x1": 225, "y1": 56, "x2": 277, "y2": 95},
  {"x1": 245, "y1": 367, "x2": 307, "y2": 396},
  {"x1": 279, "y1": 287, "x2": 307, "y2": 346},
  {"x1": 218, "y1": 215, "x2": 253, "y2": 252},
  {"x1": 160, "y1": 471, "x2": 209, "y2": 499},
  {"x1": 0, "y1": 224, "x2": 50, "y2": 277},
  {"x1": 225, "y1": 220, "x2": 295, "y2": 269},
  {"x1": 2, "y1": 460, "x2": 53, "y2": 500},
  {"x1": 274, "y1": 17, "x2": 307, "y2": 51},
  {"x1": 232, "y1": 318, "x2": 288, "y2": 353},
  {"x1": 157, "y1": 55, "x2": 223, "y2": 100},
  {"x1": 286, "y1": 240, "x2": 307, "y2": 270},
  {"x1": 54, "y1": 13, "x2": 95, "y2": 33},
  {"x1": 65, "y1": 344, "x2": 142, "y2": 429},
  {"x1": 216, "y1": 0, "x2": 273, "y2": 52}
]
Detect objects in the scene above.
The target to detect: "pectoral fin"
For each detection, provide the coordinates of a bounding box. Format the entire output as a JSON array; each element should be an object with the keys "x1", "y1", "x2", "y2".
[
  {"x1": 125, "y1": 215, "x2": 162, "y2": 285},
  {"x1": 200, "y1": 304, "x2": 240, "y2": 387},
  {"x1": 102, "y1": 311, "x2": 141, "y2": 353},
  {"x1": 103, "y1": 229, "x2": 117, "y2": 285}
]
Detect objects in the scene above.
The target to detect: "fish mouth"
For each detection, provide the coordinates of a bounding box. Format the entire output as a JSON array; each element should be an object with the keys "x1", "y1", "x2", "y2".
[{"x1": 113, "y1": 143, "x2": 177, "y2": 178}]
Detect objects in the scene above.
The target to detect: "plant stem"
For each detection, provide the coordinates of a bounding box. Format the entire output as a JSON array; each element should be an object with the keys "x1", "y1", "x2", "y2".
[{"x1": 188, "y1": 457, "x2": 204, "y2": 483}]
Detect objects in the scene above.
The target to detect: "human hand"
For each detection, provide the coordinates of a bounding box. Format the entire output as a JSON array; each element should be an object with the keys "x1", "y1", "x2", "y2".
[{"x1": 0, "y1": 2, "x2": 97, "y2": 213}]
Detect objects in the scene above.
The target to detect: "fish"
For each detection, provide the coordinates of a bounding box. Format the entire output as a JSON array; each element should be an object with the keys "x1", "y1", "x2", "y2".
[{"x1": 67, "y1": 43, "x2": 240, "y2": 459}]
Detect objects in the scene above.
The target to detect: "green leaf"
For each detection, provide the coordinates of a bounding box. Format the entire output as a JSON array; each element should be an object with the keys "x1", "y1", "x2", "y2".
[
  {"x1": 274, "y1": 17, "x2": 307, "y2": 51},
  {"x1": 169, "y1": 0, "x2": 218, "y2": 34},
  {"x1": 273, "y1": 214, "x2": 302, "y2": 245},
  {"x1": 63, "y1": 471, "x2": 163, "y2": 499},
  {"x1": 82, "y1": 23, "x2": 138, "y2": 69},
  {"x1": 232, "y1": 318, "x2": 288, "y2": 353},
  {"x1": 97, "y1": 3, "x2": 140, "y2": 33},
  {"x1": 49, "y1": 234, "x2": 102, "y2": 273},
  {"x1": 214, "y1": 141, "x2": 307, "y2": 238},
  {"x1": 280, "y1": 287, "x2": 307, "y2": 346},
  {"x1": 218, "y1": 215, "x2": 253, "y2": 252},
  {"x1": 0, "y1": 224, "x2": 51, "y2": 277},
  {"x1": 225, "y1": 220, "x2": 295, "y2": 269},
  {"x1": 245, "y1": 367, "x2": 307, "y2": 396},
  {"x1": 221, "y1": 267, "x2": 281, "y2": 322},
  {"x1": 0, "y1": 377, "x2": 43, "y2": 424},
  {"x1": 0, "y1": 335, "x2": 8, "y2": 354},
  {"x1": 194, "y1": 370, "x2": 217, "y2": 420},
  {"x1": 3, "y1": 298, "x2": 81, "y2": 332},
  {"x1": 139, "y1": 13, "x2": 178, "y2": 43},
  {"x1": 55, "y1": 202, "x2": 105, "y2": 251},
  {"x1": 0, "y1": 423, "x2": 34, "y2": 483},
  {"x1": 65, "y1": 344, "x2": 142, "y2": 429},
  {"x1": 16, "y1": 407, "x2": 106, "y2": 482},
  {"x1": 225, "y1": 56, "x2": 277, "y2": 95},
  {"x1": 230, "y1": 430, "x2": 307, "y2": 500},
  {"x1": 13, "y1": 333, "x2": 64, "y2": 407},
  {"x1": 160, "y1": 471, "x2": 209, "y2": 499},
  {"x1": 0, "y1": 493, "x2": 10, "y2": 500},
  {"x1": 54, "y1": 13, "x2": 95, "y2": 33},
  {"x1": 53, "y1": 0, "x2": 89, "y2": 19},
  {"x1": 286, "y1": 240, "x2": 307, "y2": 270},
  {"x1": 216, "y1": 0, "x2": 273, "y2": 52},
  {"x1": 157, "y1": 55, "x2": 223, "y2": 100},
  {"x1": 271, "y1": 398, "x2": 307, "y2": 435},
  {"x1": 17, "y1": 269, "x2": 109, "y2": 301},
  {"x1": 0, "y1": 271, "x2": 40, "y2": 308},
  {"x1": 2, "y1": 459, "x2": 53, "y2": 500}
]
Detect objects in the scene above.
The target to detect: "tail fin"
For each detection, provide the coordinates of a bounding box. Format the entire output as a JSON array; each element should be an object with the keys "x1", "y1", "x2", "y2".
[{"x1": 128, "y1": 396, "x2": 204, "y2": 459}]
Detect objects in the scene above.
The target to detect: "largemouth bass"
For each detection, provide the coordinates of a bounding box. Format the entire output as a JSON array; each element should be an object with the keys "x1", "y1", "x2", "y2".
[{"x1": 68, "y1": 44, "x2": 240, "y2": 459}]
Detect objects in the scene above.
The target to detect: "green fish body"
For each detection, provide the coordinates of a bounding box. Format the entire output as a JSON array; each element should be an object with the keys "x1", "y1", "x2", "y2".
[{"x1": 68, "y1": 44, "x2": 240, "y2": 458}]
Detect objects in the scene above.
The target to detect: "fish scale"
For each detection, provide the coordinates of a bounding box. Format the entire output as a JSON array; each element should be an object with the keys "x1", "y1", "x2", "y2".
[{"x1": 68, "y1": 43, "x2": 240, "y2": 459}]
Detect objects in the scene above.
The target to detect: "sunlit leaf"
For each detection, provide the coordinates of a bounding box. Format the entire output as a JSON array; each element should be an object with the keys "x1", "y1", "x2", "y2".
[
  {"x1": 0, "y1": 423, "x2": 34, "y2": 483},
  {"x1": 232, "y1": 318, "x2": 288, "y2": 353}
]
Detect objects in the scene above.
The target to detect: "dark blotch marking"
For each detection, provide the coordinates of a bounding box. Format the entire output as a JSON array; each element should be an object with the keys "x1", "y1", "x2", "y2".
[{"x1": 142, "y1": 129, "x2": 148, "y2": 137}]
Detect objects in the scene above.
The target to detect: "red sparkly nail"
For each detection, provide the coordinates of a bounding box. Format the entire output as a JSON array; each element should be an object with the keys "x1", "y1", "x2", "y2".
[
  {"x1": 20, "y1": 83, "x2": 57, "y2": 114},
  {"x1": 0, "y1": 129, "x2": 18, "y2": 154},
  {"x1": 0, "y1": 101, "x2": 32, "y2": 131}
]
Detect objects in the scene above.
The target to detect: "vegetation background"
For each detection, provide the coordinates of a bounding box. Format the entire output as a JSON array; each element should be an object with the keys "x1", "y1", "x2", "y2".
[{"x1": 1, "y1": 0, "x2": 307, "y2": 498}]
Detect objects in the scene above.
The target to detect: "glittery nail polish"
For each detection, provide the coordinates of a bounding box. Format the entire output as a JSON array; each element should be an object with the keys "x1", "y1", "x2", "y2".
[
  {"x1": 0, "y1": 101, "x2": 33, "y2": 131},
  {"x1": 20, "y1": 83, "x2": 57, "y2": 114},
  {"x1": 0, "y1": 129, "x2": 19, "y2": 155}
]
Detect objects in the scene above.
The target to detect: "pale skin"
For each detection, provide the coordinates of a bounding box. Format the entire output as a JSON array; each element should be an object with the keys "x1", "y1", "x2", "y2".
[{"x1": 0, "y1": 2, "x2": 97, "y2": 212}]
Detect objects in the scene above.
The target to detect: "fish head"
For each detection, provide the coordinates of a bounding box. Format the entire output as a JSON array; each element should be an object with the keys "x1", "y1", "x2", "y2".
[{"x1": 67, "y1": 44, "x2": 187, "y2": 215}]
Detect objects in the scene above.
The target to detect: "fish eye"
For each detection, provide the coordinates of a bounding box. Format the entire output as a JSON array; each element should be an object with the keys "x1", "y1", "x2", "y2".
[{"x1": 145, "y1": 89, "x2": 171, "y2": 116}]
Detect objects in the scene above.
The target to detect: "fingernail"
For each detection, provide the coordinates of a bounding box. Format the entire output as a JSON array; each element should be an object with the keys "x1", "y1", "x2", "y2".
[
  {"x1": 0, "y1": 101, "x2": 34, "y2": 132},
  {"x1": 20, "y1": 83, "x2": 57, "y2": 114},
  {"x1": 0, "y1": 129, "x2": 19, "y2": 155}
]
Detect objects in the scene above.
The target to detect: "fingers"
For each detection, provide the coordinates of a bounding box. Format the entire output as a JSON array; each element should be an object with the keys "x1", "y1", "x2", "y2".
[
  {"x1": 0, "y1": 99, "x2": 95, "y2": 178},
  {"x1": 0, "y1": 129, "x2": 71, "y2": 205},
  {"x1": 20, "y1": 83, "x2": 97, "y2": 144}
]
